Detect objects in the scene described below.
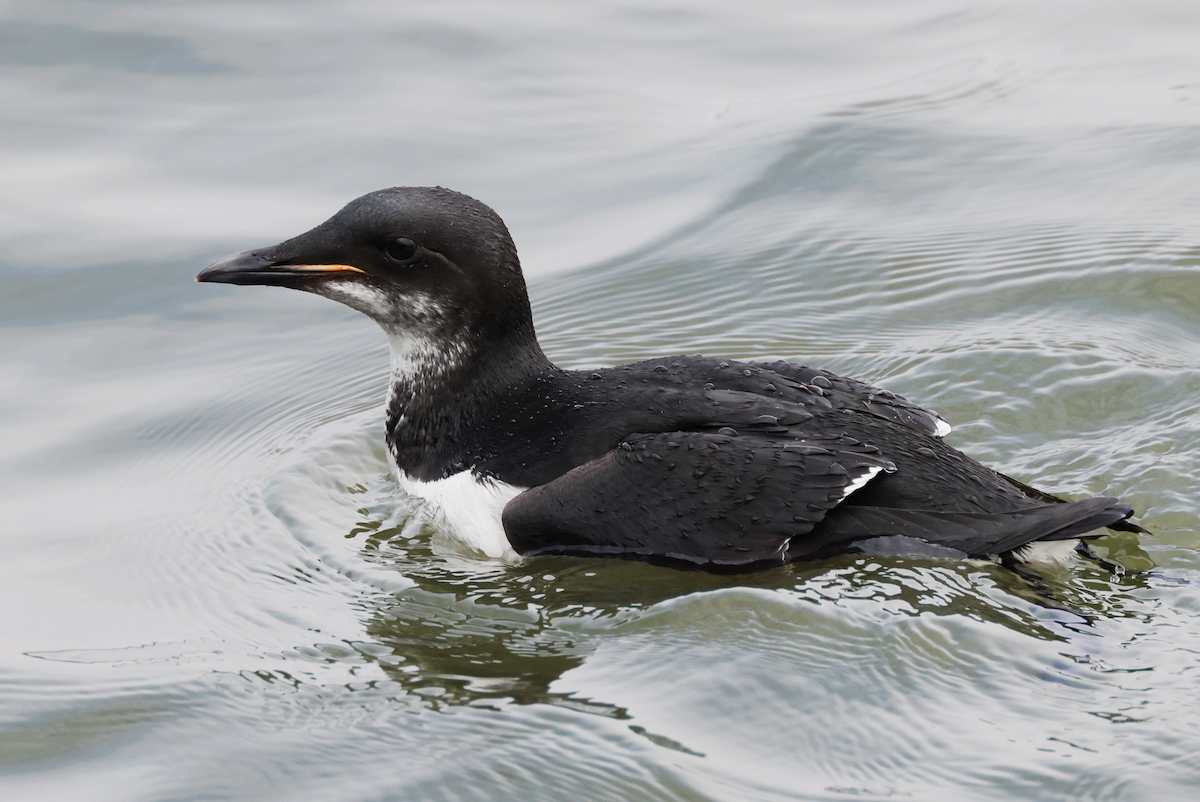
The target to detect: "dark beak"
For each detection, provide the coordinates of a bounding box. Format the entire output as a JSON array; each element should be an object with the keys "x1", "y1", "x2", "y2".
[{"x1": 196, "y1": 249, "x2": 366, "y2": 286}]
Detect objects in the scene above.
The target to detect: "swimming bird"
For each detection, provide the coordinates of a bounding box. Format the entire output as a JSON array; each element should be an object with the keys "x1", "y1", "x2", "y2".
[{"x1": 197, "y1": 187, "x2": 1141, "y2": 568}]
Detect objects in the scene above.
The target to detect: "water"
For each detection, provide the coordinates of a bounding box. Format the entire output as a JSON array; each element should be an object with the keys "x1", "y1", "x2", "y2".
[{"x1": 2, "y1": 1, "x2": 1199, "y2": 799}]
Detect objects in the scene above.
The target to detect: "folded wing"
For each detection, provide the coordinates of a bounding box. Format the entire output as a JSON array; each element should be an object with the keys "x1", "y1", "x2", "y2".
[{"x1": 502, "y1": 430, "x2": 891, "y2": 566}]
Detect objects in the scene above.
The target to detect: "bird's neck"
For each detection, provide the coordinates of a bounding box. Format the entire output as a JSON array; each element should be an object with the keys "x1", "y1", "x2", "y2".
[{"x1": 383, "y1": 328, "x2": 555, "y2": 479}]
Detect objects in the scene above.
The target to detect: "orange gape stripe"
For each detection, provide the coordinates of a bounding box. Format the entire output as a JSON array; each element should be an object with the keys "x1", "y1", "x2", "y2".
[{"x1": 289, "y1": 264, "x2": 366, "y2": 273}]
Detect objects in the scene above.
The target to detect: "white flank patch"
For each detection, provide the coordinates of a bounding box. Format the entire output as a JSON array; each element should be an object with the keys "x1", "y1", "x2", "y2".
[
  {"x1": 1013, "y1": 539, "x2": 1079, "y2": 564},
  {"x1": 839, "y1": 465, "x2": 883, "y2": 502},
  {"x1": 933, "y1": 417, "x2": 952, "y2": 437},
  {"x1": 396, "y1": 470, "x2": 527, "y2": 563}
]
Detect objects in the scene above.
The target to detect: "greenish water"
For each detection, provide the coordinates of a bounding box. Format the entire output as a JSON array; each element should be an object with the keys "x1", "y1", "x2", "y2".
[{"x1": 2, "y1": 2, "x2": 1199, "y2": 800}]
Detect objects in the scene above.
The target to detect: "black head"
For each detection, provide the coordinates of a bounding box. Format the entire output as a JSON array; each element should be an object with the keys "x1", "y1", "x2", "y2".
[{"x1": 197, "y1": 187, "x2": 538, "y2": 351}]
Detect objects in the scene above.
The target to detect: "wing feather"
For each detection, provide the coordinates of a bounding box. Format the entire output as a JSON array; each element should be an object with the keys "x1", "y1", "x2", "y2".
[{"x1": 502, "y1": 431, "x2": 889, "y2": 566}]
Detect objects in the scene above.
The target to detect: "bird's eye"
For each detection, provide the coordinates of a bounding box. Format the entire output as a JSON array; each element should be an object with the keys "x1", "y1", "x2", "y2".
[{"x1": 383, "y1": 237, "x2": 418, "y2": 263}]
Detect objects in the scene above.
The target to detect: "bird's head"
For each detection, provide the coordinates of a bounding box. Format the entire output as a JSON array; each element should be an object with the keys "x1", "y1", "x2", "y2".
[{"x1": 197, "y1": 187, "x2": 537, "y2": 352}]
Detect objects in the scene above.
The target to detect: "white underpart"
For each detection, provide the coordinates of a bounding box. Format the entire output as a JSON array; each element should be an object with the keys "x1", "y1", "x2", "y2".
[
  {"x1": 396, "y1": 470, "x2": 526, "y2": 563},
  {"x1": 382, "y1": 316, "x2": 521, "y2": 561},
  {"x1": 1012, "y1": 539, "x2": 1079, "y2": 564},
  {"x1": 839, "y1": 465, "x2": 883, "y2": 503}
]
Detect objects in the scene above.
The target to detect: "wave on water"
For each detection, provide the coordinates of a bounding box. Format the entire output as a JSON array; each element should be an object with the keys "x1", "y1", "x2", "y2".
[{"x1": 262, "y1": 407, "x2": 419, "y2": 594}]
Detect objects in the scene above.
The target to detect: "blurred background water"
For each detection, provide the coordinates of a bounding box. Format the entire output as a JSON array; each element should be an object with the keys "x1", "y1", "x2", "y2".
[{"x1": 2, "y1": 1, "x2": 1199, "y2": 800}]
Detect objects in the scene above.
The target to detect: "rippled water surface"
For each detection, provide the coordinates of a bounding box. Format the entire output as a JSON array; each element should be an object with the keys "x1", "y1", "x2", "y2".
[{"x1": 3, "y1": 2, "x2": 1200, "y2": 800}]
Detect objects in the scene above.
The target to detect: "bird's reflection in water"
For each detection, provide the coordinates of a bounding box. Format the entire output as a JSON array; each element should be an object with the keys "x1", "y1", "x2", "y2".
[{"x1": 278, "y1": 510, "x2": 1156, "y2": 716}]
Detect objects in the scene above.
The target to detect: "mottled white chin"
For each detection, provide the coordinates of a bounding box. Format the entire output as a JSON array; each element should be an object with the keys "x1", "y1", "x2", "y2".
[
  {"x1": 313, "y1": 279, "x2": 395, "y2": 319},
  {"x1": 315, "y1": 280, "x2": 455, "y2": 342}
]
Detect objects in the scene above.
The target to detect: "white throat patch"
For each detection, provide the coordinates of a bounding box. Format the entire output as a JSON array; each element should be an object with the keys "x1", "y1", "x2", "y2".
[
  {"x1": 387, "y1": 329, "x2": 460, "y2": 379},
  {"x1": 384, "y1": 329, "x2": 472, "y2": 421}
]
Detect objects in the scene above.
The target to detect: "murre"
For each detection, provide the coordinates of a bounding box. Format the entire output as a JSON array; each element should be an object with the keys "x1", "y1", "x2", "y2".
[{"x1": 198, "y1": 187, "x2": 1143, "y2": 568}]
